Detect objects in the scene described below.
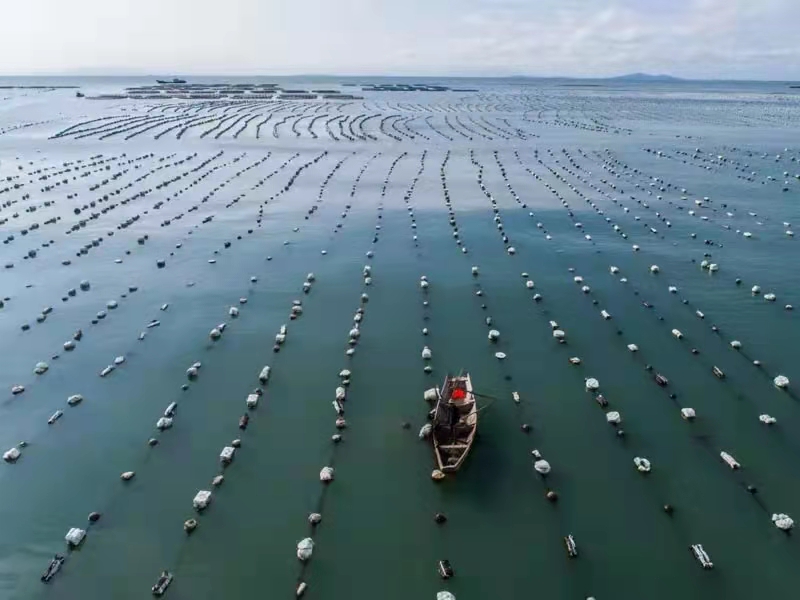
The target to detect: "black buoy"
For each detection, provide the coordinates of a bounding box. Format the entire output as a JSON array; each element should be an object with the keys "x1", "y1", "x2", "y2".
[
  {"x1": 88, "y1": 512, "x2": 101, "y2": 523},
  {"x1": 434, "y1": 513, "x2": 447, "y2": 524},
  {"x1": 663, "y1": 504, "x2": 674, "y2": 515},
  {"x1": 401, "y1": 422, "x2": 410, "y2": 430},
  {"x1": 521, "y1": 423, "x2": 531, "y2": 432},
  {"x1": 438, "y1": 559, "x2": 454, "y2": 579},
  {"x1": 545, "y1": 489, "x2": 559, "y2": 502},
  {"x1": 747, "y1": 485, "x2": 758, "y2": 494}
]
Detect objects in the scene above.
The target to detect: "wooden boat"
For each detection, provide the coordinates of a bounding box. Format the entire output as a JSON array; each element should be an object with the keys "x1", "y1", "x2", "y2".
[{"x1": 432, "y1": 373, "x2": 477, "y2": 473}]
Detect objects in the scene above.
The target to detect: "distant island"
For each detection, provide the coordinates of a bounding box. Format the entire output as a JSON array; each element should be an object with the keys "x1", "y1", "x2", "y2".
[
  {"x1": 607, "y1": 73, "x2": 685, "y2": 82},
  {"x1": 508, "y1": 73, "x2": 686, "y2": 82}
]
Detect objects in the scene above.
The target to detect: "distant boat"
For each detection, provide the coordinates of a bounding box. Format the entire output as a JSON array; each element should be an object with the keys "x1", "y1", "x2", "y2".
[
  {"x1": 156, "y1": 78, "x2": 186, "y2": 85},
  {"x1": 431, "y1": 372, "x2": 477, "y2": 473},
  {"x1": 75, "y1": 91, "x2": 84, "y2": 98}
]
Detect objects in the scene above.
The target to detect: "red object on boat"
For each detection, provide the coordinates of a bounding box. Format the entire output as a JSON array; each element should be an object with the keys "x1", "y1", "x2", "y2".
[{"x1": 452, "y1": 388, "x2": 466, "y2": 400}]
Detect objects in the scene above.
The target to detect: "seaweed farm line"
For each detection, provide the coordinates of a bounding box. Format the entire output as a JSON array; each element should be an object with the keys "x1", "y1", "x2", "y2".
[{"x1": 1, "y1": 77, "x2": 800, "y2": 600}]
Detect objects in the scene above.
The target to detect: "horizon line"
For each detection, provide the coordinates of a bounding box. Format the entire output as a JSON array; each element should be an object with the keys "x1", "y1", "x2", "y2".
[{"x1": 0, "y1": 72, "x2": 798, "y2": 83}]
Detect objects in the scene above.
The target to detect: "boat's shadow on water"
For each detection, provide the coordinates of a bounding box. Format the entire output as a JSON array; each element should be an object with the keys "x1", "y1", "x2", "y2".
[{"x1": 438, "y1": 432, "x2": 511, "y2": 505}]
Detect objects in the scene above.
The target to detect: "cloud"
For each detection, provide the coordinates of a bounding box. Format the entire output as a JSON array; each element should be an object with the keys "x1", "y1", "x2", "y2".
[{"x1": 0, "y1": 0, "x2": 798, "y2": 78}]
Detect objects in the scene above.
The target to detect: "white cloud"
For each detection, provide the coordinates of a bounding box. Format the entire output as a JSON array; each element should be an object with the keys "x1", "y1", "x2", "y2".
[{"x1": 0, "y1": 0, "x2": 798, "y2": 79}]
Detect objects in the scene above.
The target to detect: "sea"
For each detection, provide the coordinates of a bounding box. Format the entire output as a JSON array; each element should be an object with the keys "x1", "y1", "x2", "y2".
[{"x1": 0, "y1": 75, "x2": 799, "y2": 600}]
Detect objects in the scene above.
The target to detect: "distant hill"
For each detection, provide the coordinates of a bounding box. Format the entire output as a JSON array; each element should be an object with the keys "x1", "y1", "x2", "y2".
[{"x1": 606, "y1": 73, "x2": 684, "y2": 82}]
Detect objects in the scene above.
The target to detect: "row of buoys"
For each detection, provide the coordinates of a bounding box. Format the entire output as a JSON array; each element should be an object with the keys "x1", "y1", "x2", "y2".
[
  {"x1": 533, "y1": 148, "x2": 797, "y2": 365},
  {"x1": 294, "y1": 181, "x2": 389, "y2": 596},
  {"x1": 442, "y1": 188, "x2": 579, "y2": 567},
  {"x1": 568, "y1": 270, "x2": 794, "y2": 532},
  {"x1": 5, "y1": 143, "x2": 391, "y2": 584}
]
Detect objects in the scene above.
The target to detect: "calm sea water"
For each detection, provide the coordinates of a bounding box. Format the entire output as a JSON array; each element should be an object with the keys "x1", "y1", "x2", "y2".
[{"x1": 0, "y1": 76, "x2": 799, "y2": 600}]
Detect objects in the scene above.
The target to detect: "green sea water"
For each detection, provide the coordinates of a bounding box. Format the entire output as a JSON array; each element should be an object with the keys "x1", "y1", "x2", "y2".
[{"x1": 0, "y1": 78, "x2": 799, "y2": 600}]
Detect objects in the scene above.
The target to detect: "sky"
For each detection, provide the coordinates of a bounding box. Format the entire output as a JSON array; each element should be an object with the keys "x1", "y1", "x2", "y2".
[{"x1": 2, "y1": 0, "x2": 799, "y2": 79}]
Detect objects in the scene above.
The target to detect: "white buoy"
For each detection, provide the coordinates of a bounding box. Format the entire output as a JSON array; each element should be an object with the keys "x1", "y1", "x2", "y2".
[
  {"x1": 488, "y1": 329, "x2": 500, "y2": 342},
  {"x1": 730, "y1": 340, "x2": 742, "y2": 349},
  {"x1": 772, "y1": 514, "x2": 794, "y2": 531},
  {"x1": 774, "y1": 375, "x2": 790, "y2": 389},
  {"x1": 422, "y1": 346, "x2": 432, "y2": 360},
  {"x1": 297, "y1": 538, "x2": 314, "y2": 561},
  {"x1": 672, "y1": 329, "x2": 683, "y2": 339},
  {"x1": 534, "y1": 459, "x2": 551, "y2": 475},
  {"x1": 759, "y1": 414, "x2": 777, "y2": 425},
  {"x1": 507, "y1": 247, "x2": 516, "y2": 255},
  {"x1": 3, "y1": 447, "x2": 21, "y2": 463},
  {"x1": 585, "y1": 378, "x2": 600, "y2": 391},
  {"x1": 681, "y1": 408, "x2": 696, "y2": 420},
  {"x1": 606, "y1": 411, "x2": 621, "y2": 424},
  {"x1": 494, "y1": 352, "x2": 507, "y2": 360},
  {"x1": 650, "y1": 265, "x2": 660, "y2": 274},
  {"x1": 627, "y1": 343, "x2": 638, "y2": 352}
]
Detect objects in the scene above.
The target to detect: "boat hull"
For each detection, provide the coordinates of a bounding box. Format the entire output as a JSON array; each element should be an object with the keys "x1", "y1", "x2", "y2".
[{"x1": 432, "y1": 373, "x2": 477, "y2": 473}]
